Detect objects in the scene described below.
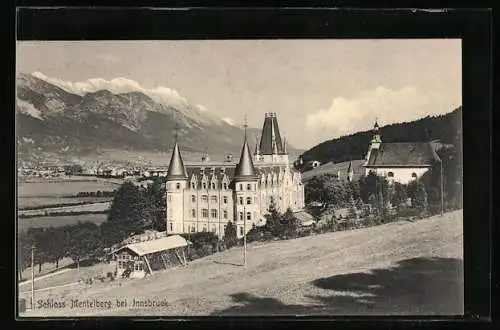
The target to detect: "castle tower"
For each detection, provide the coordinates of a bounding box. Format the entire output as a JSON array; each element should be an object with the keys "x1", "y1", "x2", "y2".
[
  {"x1": 234, "y1": 123, "x2": 260, "y2": 238},
  {"x1": 165, "y1": 132, "x2": 188, "y2": 235},
  {"x1": 254, "y1": 112, "x2": 289, "y2": 166},
  {"x1": 364, "y1": 119, "x2": 382, "y2": 166}
]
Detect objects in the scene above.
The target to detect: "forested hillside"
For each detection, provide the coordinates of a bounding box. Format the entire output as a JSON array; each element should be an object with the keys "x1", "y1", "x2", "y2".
[{"x1": 296, "y1": 107, "x2": 462, "y2": 170}]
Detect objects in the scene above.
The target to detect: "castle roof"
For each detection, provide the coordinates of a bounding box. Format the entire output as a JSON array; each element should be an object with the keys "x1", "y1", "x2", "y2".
[
  {"x1": 234, "y1": 134, "x2": 258, "y2": 181},
  {"x1": 259, "y1": 112, "x2": 286, "y2": 155},
  {"x1": 365, "y1": 142, "x2": 441, "y2": 167},
  {"x1": 166, "y1": 142, "x2": 188, "y2": 181}
]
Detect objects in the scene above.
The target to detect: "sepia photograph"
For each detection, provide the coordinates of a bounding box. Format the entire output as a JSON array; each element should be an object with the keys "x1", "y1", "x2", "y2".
[{"x1": 16, "y1": 39, "x2": 463, "y2": 317}]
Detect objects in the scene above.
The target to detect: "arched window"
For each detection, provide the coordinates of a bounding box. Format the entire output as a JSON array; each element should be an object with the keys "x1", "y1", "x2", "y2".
[
  {"x1": 202, "y1": 182, "x2": 207, "y2": 189},
  {"x1": 176, "y1": 183, "x2": 180, "y2": 189},
  {"x1": 191, "y1": 182, "x2": 196, "y2": 189},
  {"x1": 412, "y1": 172, "x2": 417, "y2": 178},
  {"x1": 247, "y1": 184, "x2": 252, "y2": 191},
  {"x1": 246, "y1": 197, "x2": 252, "y2": 205},
  {"x1": 246, "y1": 212, "x2": 252, "y2": 220},
  {"x1": 223, "y1": 210, "x2": 228, "y2": 219},
  {"x1": 191, "y1": 209, "x2": 196, "y2": 218},
  {"x1": 388, "y1": 172, "x2": 394, "y2": 177}
]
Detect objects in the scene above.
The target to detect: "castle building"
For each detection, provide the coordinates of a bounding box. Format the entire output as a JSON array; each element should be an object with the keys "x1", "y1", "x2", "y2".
[
  {"x1": 165, "y1": 113, "x2": 305, "y2": 238},
  {"x1": 362, "y1": 120, "x2": 441, "y2": 184}
]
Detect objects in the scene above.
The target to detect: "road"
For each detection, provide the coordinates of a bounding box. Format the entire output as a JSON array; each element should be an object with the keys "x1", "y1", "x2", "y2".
[{"x1": 20, "y1": 210, "x2": 463, "y2": 317}]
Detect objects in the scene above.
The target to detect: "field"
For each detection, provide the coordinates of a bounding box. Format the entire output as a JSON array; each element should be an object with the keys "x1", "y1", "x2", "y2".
[
  {"x1": 18, "y1": 213, "x2": 108, "y2": 232},
  {"x1": 20, "y1": 210, "x2": 463, "y2": 316},
  {"x1": 19, "y1": 202, "x2": 111, "y2": 217},
  {"x1": 302, "y1": 159, "x2": 365, "y2": 182},
  {"x1": 18, "y1": 178, "x2": 121, "y2": 198}
]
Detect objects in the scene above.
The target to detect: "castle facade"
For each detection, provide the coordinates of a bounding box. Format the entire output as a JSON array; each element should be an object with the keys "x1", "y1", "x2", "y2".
[{"x1": 165, "y1": 113, "x2": 305, "y2": 238}]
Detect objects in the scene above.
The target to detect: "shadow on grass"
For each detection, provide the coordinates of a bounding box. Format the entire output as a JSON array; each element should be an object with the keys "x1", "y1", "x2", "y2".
[{"x1": 211, "y1": 257, "x2": 463, "y2": 316}]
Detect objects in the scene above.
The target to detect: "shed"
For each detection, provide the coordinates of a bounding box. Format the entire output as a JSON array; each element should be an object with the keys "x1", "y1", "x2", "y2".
[{"x1": 111, "y1": 235, "x2": 191, "y2": 279}]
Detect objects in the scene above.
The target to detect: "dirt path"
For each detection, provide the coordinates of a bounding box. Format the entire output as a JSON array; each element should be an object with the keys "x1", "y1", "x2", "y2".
[{"x1": 21, "y1": 210, "x2": 463, "y2": 317}]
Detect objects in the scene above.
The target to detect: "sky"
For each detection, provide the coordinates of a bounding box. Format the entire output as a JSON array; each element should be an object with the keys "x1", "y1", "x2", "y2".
[{"x1": 16, "y1": 40, "x2": 461, "y2": 150}]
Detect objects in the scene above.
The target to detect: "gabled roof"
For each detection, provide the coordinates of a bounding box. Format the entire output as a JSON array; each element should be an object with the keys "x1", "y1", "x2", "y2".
[
  {"x1": 365, "y1": 142, "x2": 441, "y2": 167},
  {"x1": 112, "y1": 235, "x2": 190, "y2": 257}
]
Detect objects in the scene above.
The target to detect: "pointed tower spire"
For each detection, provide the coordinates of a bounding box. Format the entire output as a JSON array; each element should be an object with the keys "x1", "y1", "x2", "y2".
[
  {"x1": 166, "y1": 124, "x2": 187, "y2": 181},
  {"x1": 283, "y1": 136, "x2": 288, "y2": 153},
  {"x1": 235, "y1": 117, "x2": 257, "y2": 181}
]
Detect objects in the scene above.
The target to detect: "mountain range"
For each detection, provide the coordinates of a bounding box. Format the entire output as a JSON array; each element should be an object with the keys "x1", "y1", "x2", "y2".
[{"x1": 16, "y1": 73, "x2": 301, "y2": 166}]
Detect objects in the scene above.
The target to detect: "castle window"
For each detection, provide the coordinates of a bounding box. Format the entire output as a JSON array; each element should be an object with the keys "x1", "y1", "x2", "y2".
[
  {"x1": 211, "y1": 209, "x2": 218, "y2": 218},
  {"x1": 169, "y1": 223, "x2": 173, "y2": 231},
  {"x1": 246, "y1": 197, "x2": 252, "y2": 205},
  {"x1": 191, "y1": 182, "x2": 196, "y2": 189},
  {"x1": 191, "y1": 195, "x2": 196, "y2": 203},
  {"x1": 202, "y1": 182, "x2": 207, "y2": 189},
  {"x1": 176, "y1": 183, "x2": 180, "y2": 189},
  {"x1": 239, "y1": 184, "x2": 243, "y2": 191},
  {"x1": 191, "y1": 225, "x2": 196, "y2": 233},
  {"x1": 211, "y1": 182, "x2": 216, "y2": 189},
  {"x1": 412, "y1": 172, "x2": 417, "y2": 178},
  {"x1": 191, "y1": 209, "x2": 196, "y2": 218},
  {"x1": 201, "y1": 195, "x2": 208, "y2": 203},
  {"x1": 223, "y1": 196, "x2": 228, "y2": 204},
  {"x1": 239, "y1": 226, "x2": 243, "y2": 236},
  {"x1": 210, "y1": 195, "x2": 218, "y2": 203},
  {"x1": 239, "y1": 212, "x2": 243, "y2": 221},
  {"x1": 239, "y1": 197, "x2": 244, "y2": 205},
  {"x1": 222, "y1": 183, "x2": 228, "y2": 190},
  {"x1": 246, "y1": 212, "x2": 251, "y2": 220},
  {"x1": 202, "y1": 209, "x2": 209, "y2": 218},
  {"x1": 247, "y1": 184, "x2": 251, "y2": 191},
  {"x1": 387, "y1": 172, "x2": 394, "y2": 178},
  {"x1": 223, "y1": 210, "x2": 228, "y2": 219}
]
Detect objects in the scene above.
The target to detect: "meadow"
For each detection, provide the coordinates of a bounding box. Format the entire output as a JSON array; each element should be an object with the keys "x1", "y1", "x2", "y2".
[
  {"x1": 17, "y1": 213, "x2": 108, "y2": 233},
  {"x1": 18, "y1": 178, "x2": 121, "y2": 198}
]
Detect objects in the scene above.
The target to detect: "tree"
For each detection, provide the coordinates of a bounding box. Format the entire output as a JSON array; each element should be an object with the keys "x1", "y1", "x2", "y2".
[
  {"x1": 65, "y1": 222, "x2": 101, "y2": 268},
  {"x1": 144, "y1": 179, "x2": 167, "y2": 232},
  {"x1": 26, "y1": 227, "x2": 48, "y2": 273},
  {"x1": 390, "y1": 182, "x2": 408, "y2": 209},
  {"x1": 282, "y1": 208, "x2": 299, "y2": 239},
  {"x1": 223, "y1": 221, "x2": 238, "y2": 248},
  {"x1": 18, "y1": 232, "x2": 32, "y2": 281},
  {"x1": 44, "y1": 226, "x2": 66, "y2": 269},
  {"x1": 264, "y1": 197, "x2": 284, "y2": 238},
  {"x1": 101, "y1": 181, "x2": 149, "y2": 247}
]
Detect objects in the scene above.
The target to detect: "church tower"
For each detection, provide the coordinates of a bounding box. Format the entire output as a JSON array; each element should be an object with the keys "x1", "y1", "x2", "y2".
[
  {"x1": 234, "y1": 124, "x2": 259, "y2": 238},
  {"x1": 165, "y1": 132, "x2": 188, "y2": 235},
  {"x1": 254, "y1": 112, "x2": 289, "y2": 166},
  {"x1": 364, "y1": 119, "x2": 382, "y2": 166}
]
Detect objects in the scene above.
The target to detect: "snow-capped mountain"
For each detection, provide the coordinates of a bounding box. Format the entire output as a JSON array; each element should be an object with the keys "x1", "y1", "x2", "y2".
[{"x1": 16, "y1": 72, "x2": 300, "y2": 164}]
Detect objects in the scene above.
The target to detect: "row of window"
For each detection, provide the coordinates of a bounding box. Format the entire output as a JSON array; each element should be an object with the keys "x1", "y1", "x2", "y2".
[
  {"x1": 118, "y1": 260, "x2": 144, "y2": 271},
  {"x1": 191, "y1": 195, "x2": 230, "y2": 204},
  {"x1": 190, "y1": 209, "x2": 229, "y2": 219},
  {"x1": 191, "y1": 182, "x2": 229, "y2": 190},
  {"x1": 186, "y1": 224, "x2": 226, "y2": 233}
]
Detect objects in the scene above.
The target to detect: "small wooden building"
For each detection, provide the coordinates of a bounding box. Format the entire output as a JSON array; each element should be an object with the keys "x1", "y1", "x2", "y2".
[{"x1": 111, "y1": 235, "x2": 191, "y2": 279}]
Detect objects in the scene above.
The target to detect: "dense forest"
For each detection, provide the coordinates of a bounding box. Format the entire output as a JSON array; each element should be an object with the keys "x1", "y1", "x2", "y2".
[{"x1": 295, "y1": 106, "x2": 462, "y2": 170}]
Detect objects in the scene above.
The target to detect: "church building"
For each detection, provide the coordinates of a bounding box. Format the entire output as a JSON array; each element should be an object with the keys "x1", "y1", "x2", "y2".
[
  {"x1": 165, "y1": 113, "x2": 305, "y2": 238},
  {"x1": 362, "y1": 120, "x2": 442, "y2": 184}
]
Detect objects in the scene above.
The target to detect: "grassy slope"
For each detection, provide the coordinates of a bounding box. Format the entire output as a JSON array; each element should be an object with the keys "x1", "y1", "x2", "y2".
[
  {"x1": 21, "y1": 210, "x2": 463, "y2": 316},
  {"x1": 302, "y1": 159, "x2": 366, "y2": 182}
]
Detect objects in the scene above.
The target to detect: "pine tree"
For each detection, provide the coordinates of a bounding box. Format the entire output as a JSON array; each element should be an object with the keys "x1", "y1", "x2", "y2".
[
  {"x1": 264, "y1": 197, "x2": 284, "y2": 238},
  {"x1": 101, "y1": 181, "x2": 148, "y2": 247},
  {"x1": 223, "y1": 221, "x2": 237, "y2": 248}
]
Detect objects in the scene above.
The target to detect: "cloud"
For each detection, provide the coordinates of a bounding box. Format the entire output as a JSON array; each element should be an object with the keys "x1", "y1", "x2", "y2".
[
  {"x1": 31, "y1": 71, "x2": 190, "y2": 109},
  {"x1": 305, "y1": 85, "x2": 454, "y2": 143}
]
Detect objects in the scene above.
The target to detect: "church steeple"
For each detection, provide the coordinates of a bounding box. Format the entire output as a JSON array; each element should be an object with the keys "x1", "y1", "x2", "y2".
[
  {"x1": 166, "y1": 125, "x2": 188, "y2": 181},
  {"x1": 235, "y1": 117, "x2": 258, "y2": 181}
]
